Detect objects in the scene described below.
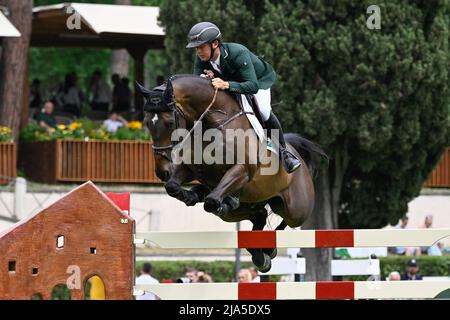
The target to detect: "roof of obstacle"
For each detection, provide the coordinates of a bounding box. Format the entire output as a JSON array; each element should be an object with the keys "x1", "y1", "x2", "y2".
[
  {"x1": 31, "y1": 2, "x2": 164, "y2": 49},
  {"x1": 0, "y1": 9, "x2": 21, "y2": 37}
]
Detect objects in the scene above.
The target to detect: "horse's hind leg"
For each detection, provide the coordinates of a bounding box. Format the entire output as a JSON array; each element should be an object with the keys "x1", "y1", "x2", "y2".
[{"x1": 247, "y1": 208, "x2": 272, "y2": 273}]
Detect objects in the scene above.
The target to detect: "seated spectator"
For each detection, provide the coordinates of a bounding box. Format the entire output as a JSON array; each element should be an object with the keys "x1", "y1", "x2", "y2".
[
  {"x1": 388, "y1": 271, "x2": 401, "y2": 281},
  {"x1": 407, "y1": 214, "x2": 442, "y2": 256},
  {"x1": 401, "y1": 259, "x2": 423, "y2": 280},
  {"x1": 185, "y1": 268, "x2": 199, "y2": 283},
  {"x1": 38, "y1": 101, "x2": 57, "y2": 132},
  {"x1": 249, "y1": 267, "x2": 260, "y2": 282},
  {"x1": 103, "y1": 112, "x2": 128, "y2": 134},
  {"x1": 135, "y1": 263, "x2": 160, "y2": 300},
  {"x1": 197, "y1": 271, "x2": 213, "y2": 283},
  {"x1": 237, "y1": 268, "x2": 252, "y2": 283},
  {"x1": 393, "y1": 215, "x2": 409, "y2": 255}
]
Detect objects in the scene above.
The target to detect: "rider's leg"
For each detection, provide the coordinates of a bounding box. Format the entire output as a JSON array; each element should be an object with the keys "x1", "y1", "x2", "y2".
[{"x1": 254, "y1": 89, "x2": 301, "y2": 174}]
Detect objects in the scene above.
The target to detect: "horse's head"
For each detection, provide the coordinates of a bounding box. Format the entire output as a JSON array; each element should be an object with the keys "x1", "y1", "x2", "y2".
[{"x1": 137, "y1": 81, "x2": 178, "y2": 182}]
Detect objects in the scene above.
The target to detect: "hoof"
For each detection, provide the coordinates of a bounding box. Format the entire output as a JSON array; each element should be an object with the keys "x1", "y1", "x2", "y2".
[
  {"x1": 253, "y1": 253, "x2": 272, "y2": 273},
  {"x1": 263, "y1": 248, "x2": 277, "y2": 259},
  {"x1": 165, "y1": 181, "x2": 179, "y2": 197},
  {"x1": 184, "y1": 191, "x2": 199, "y2": 206},
  {"x1": 204, "y1": 197, "x2": 221, "y2": 213}
]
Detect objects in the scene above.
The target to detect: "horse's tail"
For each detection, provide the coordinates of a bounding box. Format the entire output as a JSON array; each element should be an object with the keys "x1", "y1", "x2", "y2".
[{"x1": 284, "y1": 133, "x2": 329, "y2": 177}]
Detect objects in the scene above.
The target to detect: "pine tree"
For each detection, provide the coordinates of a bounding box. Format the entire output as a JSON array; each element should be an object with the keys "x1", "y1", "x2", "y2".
[{"x1": 258, "y1": 0, "x2": 449, "y2": 279}]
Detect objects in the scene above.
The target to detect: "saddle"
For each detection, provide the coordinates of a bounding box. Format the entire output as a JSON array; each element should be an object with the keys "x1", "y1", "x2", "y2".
[{"x1": 232, "y1": 93, "x2": 267, "y2": 130}]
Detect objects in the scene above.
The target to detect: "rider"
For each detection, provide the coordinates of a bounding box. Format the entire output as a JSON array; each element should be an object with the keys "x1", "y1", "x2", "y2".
[{"x1": 186, "y1": 21, "x2": 301, "y2": 174}]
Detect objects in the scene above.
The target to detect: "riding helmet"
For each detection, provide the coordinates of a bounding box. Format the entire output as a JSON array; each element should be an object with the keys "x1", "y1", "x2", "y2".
[{"x1": 186, "y1": 22, "x2": 221, "y2": 48}]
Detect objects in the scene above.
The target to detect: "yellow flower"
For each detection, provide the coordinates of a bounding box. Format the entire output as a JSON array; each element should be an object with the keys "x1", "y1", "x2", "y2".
[
  {"x1": 69, "y1": 122, "x2": 82, "y2": 131},
  {"x1": 57, "y1": 124, "x2": 66, "y2": 130},
  {"x1": 127, "y1": 121, "x2": 142, "y2": 130}
]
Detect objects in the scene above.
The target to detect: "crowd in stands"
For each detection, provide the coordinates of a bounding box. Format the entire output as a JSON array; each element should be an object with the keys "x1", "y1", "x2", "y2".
[{"x1": 29, "y1": 70, "x2": 166, "y2": 134}]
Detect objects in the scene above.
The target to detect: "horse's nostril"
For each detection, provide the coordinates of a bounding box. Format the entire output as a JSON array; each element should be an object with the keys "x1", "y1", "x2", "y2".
[{"x1": 164, "y1": 171, "x2": 170, "y2": 181}]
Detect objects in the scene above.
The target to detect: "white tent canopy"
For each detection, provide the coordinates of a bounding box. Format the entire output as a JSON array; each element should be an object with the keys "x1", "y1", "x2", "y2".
[
  {"x1": 0, "y1": 11, "x2": 21, "y2": 37},
  {"x1": 32, "y1": 2, "x2": 164, "y2": 48},
  {"x1": 33, "y1": 2, "x2": 164, "y2": 36}
]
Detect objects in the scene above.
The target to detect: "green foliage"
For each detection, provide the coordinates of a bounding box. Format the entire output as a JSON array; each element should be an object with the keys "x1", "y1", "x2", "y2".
[
  {"x1": 30, "y1": 0, "x2": 169, "y2": 99},
  {"x1": 20, "y1": 120, "x2": 150, "y2": 142},
  {"x1": 256, "y1": 0, "x2": 450, "y2": 227},
  {"x1": 136, "y1": 256, "x2": 450, "y2": 282},
  {"x1": 0, "y1": 126, "x2": 13, "y2": 142},
  {"x1": 158, "y1": 0, "x2": 262, "y2": 73}
]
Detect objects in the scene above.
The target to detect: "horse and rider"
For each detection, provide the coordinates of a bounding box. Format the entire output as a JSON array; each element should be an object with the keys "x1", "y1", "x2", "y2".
[{"x1": 137, "y1": 22, "x2": 327, "y2": 272}]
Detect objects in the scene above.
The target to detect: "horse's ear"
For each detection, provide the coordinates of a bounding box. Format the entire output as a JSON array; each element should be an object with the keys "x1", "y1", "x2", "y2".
[
  {"x1": 163, "y1": 79, "x2": 174, "y2": 103},
  {"x1": 135, "y1": 82, "x2": 152, "y2": 99}
]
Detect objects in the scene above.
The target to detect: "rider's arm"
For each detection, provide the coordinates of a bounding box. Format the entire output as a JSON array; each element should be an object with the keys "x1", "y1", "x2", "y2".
[{"x1": 227, "y1": 50, "x2": 259, "y2": 94}]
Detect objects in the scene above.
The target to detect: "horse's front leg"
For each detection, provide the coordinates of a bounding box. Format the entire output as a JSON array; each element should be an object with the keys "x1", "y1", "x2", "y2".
[
  {"x1": 165, "y1": 164, "x2": 203, "y2": 206},
  {"x1": 204, "y1": 164, "x2": 250, "y2": 214}
]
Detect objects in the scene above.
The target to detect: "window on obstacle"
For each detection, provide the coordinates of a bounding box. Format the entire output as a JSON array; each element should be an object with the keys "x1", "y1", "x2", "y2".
[
  {"x1": 8, "y1": 260, "x2": 16, "y2": 272},
  {"x1": 56, "y1": 235, "x2": 64, "y2": 249},
  {"x1": 90, "y1": 247, "x2": 97, "y2": 255},
  {"x1": 84, "y1": 275, "x2": 105, "y2": 300},
  {"x1": 31, "y1": 293, "x2": 43, "y2": 300},
  {"x1": 32, "y1": 267, "x2": 39, "y2": 276},
  {"x1": 51, "y1": 284, "x2": 71, "y2": 300}
]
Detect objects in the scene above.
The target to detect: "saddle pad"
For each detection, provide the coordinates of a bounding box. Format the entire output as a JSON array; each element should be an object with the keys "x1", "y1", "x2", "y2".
[{"x1": 240, "y1": 95, "x2": 278, "y2": 156}]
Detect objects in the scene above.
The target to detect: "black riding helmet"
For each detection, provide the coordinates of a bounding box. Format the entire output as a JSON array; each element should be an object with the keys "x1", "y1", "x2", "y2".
[{"x1": 186, "y1": 22, "x2": 221, "y2": 61}]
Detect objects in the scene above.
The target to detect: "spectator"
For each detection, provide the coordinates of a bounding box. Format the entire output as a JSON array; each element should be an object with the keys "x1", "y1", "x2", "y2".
[
  {"x1": 185, "y1": 268, "x2": 199, "y2": 283},
  {"x1": 248, "y1": 267, "x2": 260, "y2": 282},
  {"x1": 112, "y1": 76, "x2": 132, "y2": 112},
  {"x1": 401, "y1": 259, "x2": 423, "y2": 280},
  {"x1": 393, "y1": 215, "x2": 409, "y2": 255},
  {"x1": 237, "y1": 268, "x2": 252, "y2": 283},
  {"x1": 421, "y1": 214, "x2": 433, "y2": 229},
  {"x1": 38, "y1": 101, "x2": 57, "y2": 132},
  {"x1": 58, "y1": 72, "x2": 84, "y2": 117},
  {"x1": 156, "y1": 75, "x2": 165, "y2": 86},
  {"x1": 29, "y1": 79, "x2": 42, "y2": 110},
  {"x1": 420, "y1": 215, "x2": 442, "y2": 255},
  {"x1": 388, "y1": 271, "x2": 401, "y2": 281},
  {"x1": 197, "y1": 271, "x2": 213, "y2": 283},
  {"x1": 135, "y1": 263, "x2": 160, "y2": 300},
  {"x1": 90, "y1": 70, "x2": 111, "y2": 111},
  {"x1": 103, "y1": 112, "x2": 128, "y2": 134}
]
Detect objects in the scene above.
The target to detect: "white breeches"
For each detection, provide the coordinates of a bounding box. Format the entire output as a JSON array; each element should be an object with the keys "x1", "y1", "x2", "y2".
[{"x1": 253, "y1": 88, "x2": 272, "y2": 121}]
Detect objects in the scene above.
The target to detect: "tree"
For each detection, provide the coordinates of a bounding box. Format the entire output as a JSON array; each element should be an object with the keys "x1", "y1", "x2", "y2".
[
  {"x1": 158, "y1": 0, "x2": 261, "y2": 73},
  {"x1": 0, "y1": 0, "x2": 33, "y2": 142},
  {"x1": 258, "y1": 0, "x2": 449, "y2": 279}
]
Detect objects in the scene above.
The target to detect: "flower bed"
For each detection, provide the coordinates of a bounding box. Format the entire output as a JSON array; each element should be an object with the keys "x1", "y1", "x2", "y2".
[
  {"x1": 19, "y1": 120, "x2": 160, "y2": 184},
  {"x1": 0, "y1": 127, "x2": 16, "y2": 184}
]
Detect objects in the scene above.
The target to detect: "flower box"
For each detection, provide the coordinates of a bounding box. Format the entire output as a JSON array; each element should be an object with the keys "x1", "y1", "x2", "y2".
[
  {"x1": 0, "y1": 142, "x2": 16, "y2": 184},
  {"x1": 19, "y1": 140, "x2": 161, "y2": 184}
]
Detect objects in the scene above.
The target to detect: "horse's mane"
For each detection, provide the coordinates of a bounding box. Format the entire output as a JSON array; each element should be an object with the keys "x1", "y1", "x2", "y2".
[{"x1": 169, "y1": 74, "x2": 209, "y2": 82}]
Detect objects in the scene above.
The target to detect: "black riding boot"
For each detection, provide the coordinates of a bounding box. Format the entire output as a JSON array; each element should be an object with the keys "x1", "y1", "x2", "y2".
[{"x1": 265, "y1": 112, "x2": 301, "y2": 173}]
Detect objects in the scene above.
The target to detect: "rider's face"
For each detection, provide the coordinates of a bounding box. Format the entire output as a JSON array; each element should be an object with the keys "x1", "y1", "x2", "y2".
[{"x1": 195, "y1": 41, "x2": 218, "y2": 62}]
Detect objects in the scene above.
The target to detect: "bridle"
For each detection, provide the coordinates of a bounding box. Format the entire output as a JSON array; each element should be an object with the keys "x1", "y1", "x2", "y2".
[
  {"x1": 150, "y1": 106, "x2": 184, "y2": 162},
  {"x1": 150, "y1": 85, "x2": 250, "y2": 162}
]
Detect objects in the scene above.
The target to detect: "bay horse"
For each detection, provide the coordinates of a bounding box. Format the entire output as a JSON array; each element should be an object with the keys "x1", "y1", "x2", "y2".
[{"x1": 137, "y1": 75, "x2": 327, "y2": 272}]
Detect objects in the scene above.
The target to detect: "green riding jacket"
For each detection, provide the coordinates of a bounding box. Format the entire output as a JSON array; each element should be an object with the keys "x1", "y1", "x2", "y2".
[{"x1": 193, "y1": 42, "x2": 276, "y2": 94}]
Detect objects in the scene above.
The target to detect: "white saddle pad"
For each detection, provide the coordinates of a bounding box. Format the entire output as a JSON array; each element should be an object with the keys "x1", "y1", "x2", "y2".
[{"x1": 240, "y1": 95, "x2": 278, "y2": 155}]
